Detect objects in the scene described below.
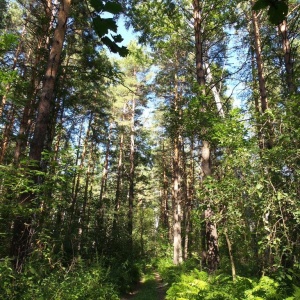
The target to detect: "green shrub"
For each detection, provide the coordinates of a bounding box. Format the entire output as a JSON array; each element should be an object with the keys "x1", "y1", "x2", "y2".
[
  {"x1": 166, "y1": 269, "x2": 209, "y2": 300},
  {"x1": 243, "y1": 276, "x2": 281, "y2": 300},
  {"x1": 0, "y1": 258, "x2": 120, "y2": 299}
]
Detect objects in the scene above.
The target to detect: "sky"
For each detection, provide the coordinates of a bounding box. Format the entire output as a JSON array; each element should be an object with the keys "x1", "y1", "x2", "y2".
[{"x1": 117, "y1": 16, "x2": 138, "y2": 47}]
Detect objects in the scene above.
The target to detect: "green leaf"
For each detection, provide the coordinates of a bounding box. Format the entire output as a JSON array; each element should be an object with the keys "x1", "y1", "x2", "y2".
[
  {"x1": 112, "y1": 34, "x2": 124, "y2": 43},
  {"x1": 103, "y1": 1, "x2": 123, "y2": 14},
  {"x1": 93, "y1": 16, "x2": 108, "y2": 37},
  {"x1": 89, "y1": 0, "x2": 104, "y2": 12},
  {"x1": 253, "y1": 0, "x2": 269, "y2": 11},
  {"x1": 268, "y1": 1, "x2": 288, "y2": 25},
  {"x1": 256, "y1": 183, "x2": 263, "y2": 190},
  {"x1": 92, "y1": 16, "x2": 118, "y2": 37},
  {"x1": 286, "y1": 274, "x2": 292, "y2": 281},
  {"x1": 101, "y1": 36, "x2": 129, "y2": 56}
]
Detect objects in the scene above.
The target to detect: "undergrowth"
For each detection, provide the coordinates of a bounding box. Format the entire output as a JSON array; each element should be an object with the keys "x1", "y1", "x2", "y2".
[
  {"x1": 155, "y1": 258, "x2": 300, "y2": 300},
  {"x1": 0, "y1": 256, "x2": 142, "y2": 299}
]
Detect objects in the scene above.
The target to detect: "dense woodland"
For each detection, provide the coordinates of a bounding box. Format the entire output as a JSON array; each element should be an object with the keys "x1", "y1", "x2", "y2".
[{"x1": 0, "y1": 0, "x2": 300, "y2": 299}]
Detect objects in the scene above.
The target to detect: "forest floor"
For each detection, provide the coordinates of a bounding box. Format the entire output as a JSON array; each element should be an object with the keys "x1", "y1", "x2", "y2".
[{"x1": 120, "y1": 271, "x2": 168, "y2": 300}]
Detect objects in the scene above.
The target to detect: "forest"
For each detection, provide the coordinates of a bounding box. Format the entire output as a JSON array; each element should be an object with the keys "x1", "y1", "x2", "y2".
[{"x1": 0, "y1": 0, "x2": 299, "y2": 299}]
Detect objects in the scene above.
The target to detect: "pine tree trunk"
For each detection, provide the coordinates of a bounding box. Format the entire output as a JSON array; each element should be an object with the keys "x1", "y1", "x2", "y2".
[
  {"x1": 10, "y1": 0, "x2": 72, "y2": 272},
  {"x1": 224, "y1": 228, "x2": 236, "y2": 280},
  {"x1": 29, "y1": 0, "x2": 71, "y2": 162},
  {"x1": 173, "y1": 136, "x2": 182, "y2": 265},
  {"x1": 193, "y1": 0, "x2": 219, "y2": 271},
  {"x1": 278, "y1": 20, "x2": 295, "y2": 94},
  {"x1": 251, "y1": 6, "x2": 268, "y2": 114},
  {"x1": 128, "y1": 96, "x2": 136, "y2": 247},
  {"x1": 0, "y1": 104, "x2": 15, "y2": 163},
  {"x1": 160, "y1": 142, "x2": 170, "y2": 240},
  {"x1": 113, "y1": 119, "x2": 125, "y2": 236},
  {"x1": 99, "y1": 123, "x2": 112, "y2": 203},
  {"x1": 172, "y1": 132, "x2": 182, "y2": 265}
]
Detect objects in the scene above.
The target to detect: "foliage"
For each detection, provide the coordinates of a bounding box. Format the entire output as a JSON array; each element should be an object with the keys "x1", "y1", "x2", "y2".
[
  {"x1": 157, "y1": 258, "x2": 297, "y2": 300},
  {"x1": 166, "y1": 269, "x2": 210, "y2": 300},
  {"x1": 0, "y1": 259, "x2": 120, "y2": 299},
  {"x1": 253, "y1": 0, "x2": 288, "y2": 24},
  {"x1": 89, "y1": 0, "x2": 128, "y2": 56}
]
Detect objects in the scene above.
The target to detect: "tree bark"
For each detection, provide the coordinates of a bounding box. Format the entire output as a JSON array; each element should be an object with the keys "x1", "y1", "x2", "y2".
[
  {"x1": 29, "y1": 0, "x2": 71, "y2": 163},
  {"x1": 224, "y1": 228, "x2": 236, "y2": 281},
  {"x1": 278, "y1": 19, "x2": 295, "y2": 94},
  {"x1": 193, "y1": 0, "x2": 219, "y2": 272},
  {"x1": 173, "y1": 135, "x2": 182, "y2": 265},
  {"x1": 10, "y1": 0, "x2": 72, "y2": 272},
  {"x1": 128, "y1": 96, "x2": 136, "y2": 246},
  {"x1": 251, "y1": 6, "x2": 268, "y2": 114},
  {"x1": 193, "y1": 0, "x2": 205, "y2": 87},
  {"x1": 113, "y1": 105, "x2": 125, "y2": 236}
]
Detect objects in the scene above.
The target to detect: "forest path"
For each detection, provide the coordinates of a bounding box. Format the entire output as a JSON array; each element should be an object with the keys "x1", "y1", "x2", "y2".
[{"x1": 120, "y1": 271, "x2": 168, "y2": 300}]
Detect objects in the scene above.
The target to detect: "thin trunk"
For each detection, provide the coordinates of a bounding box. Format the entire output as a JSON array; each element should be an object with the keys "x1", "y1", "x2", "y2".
[
  {"x1": 193, "y1": 0, "x2": 205, "y2": 87},
  {"x1": 251, "y1": 3, "x2": 273, "y2": 150},
  {"x1": 128, "y1": 96, "x2": 136, "y2": 241},
  {"x1": 173, "y1": 135, "x2": 182, "y2": 265},
  {"x1": 99, "y1": 123, "x2": 112, "y2": 203},
  {"x1": 201, "y1": 141, "x2": 219, "y2": 272},
  {"x1": 278, "y1": 20, "x2": 295, "y2": 94},
  {"x1": 113, "y1": 112, "x2": 125, "y2": 235},
  {"x1": 224, "y1": 228, "x2": 236, "y2": 281},
  {"x1": 161, "y1": 142, "x2": 170, "y2": 235},
  {"x1": 251, "y1": 6, "x2": 268, "y2": 113},
  {"x1": 184, "y1": 139, "x2": 195, "y2": 260},
  {"x1": 172, "y1": 68, "x2": 183, "y2": 265},
  {"x1": 0, "y1": 104, "x2": 15, "y2": 163},
  {"x1": 181, "y1": 142, "x2": 188, "y2": 260},
  {"x1": 201, "y1": 140, "x2": 211, "y2": 177},
  {"x1": 79, "y1": 147, "x2": 94, "y2": 253},
  {"x1": 205, "y1": 62, "x2": 225, "y2": 118},
  {"x1": 71, "y1": 114, "x2": 92, "y2": 220}
]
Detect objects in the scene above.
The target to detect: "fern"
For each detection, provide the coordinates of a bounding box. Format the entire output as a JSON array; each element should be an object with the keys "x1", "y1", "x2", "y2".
[
  {"x1": 166, "y1": 271, "x2": 209, "y2": 300},
  {"x1": 293, "y1": 285, "x2": 300, "y2": 300},
  {"x1": 243, "y1": 276, "x2": 281, "y2": 300}
]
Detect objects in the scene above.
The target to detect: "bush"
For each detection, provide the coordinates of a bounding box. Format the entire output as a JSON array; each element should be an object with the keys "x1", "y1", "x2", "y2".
[
  {"x1": 0, "y1": 258, "x2": 120, "y2": 299},
  {"x1": 166, "y1": 269, "x2": 209, "y2": 300}
]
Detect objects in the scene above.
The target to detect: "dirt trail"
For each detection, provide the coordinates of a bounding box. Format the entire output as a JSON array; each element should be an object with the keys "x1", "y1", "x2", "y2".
[
  {"x1": 154, "y1": 272, "x2": 168, "y2": 300},
  {"x1": 120, "y1": 271, "x2": 168, "y2": 300}
]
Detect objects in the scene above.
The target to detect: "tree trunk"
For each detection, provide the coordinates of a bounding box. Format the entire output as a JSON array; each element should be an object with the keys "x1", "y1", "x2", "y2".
[
  {"x1": 0, "y1": 104, "x2": 15, "y2": 163},
  {"x1": 205, "y1": 62, "x2": 225, "y2": 118},
  {"x1": 29, "y1": 0, "x2": 71, "y2": 163},
  {"x1": 160, "y1": 142, "x2": 170, "y2": 239},
  {"x1": 193, "y1": 0, "x2": 205, "y2": 87},
  {"x1": 69, "y1": 116, "x2": 91, "y2": 224},
  {"x1": 10, "y1": 0, "x2": 72, "y2": 272},
  {"x1": 278, "y1": 20, "x2": 295, "y2": 94},
  {"x1": 193, "y1": 0, "x2": 219, "y2": 271},
  {"x1": 224, "y1": 228, "x2": 236, "y2": 281},
  {"x1": 99, "y1": 123, "x2": 112, "y2": 203},
  {"x1": 128, "y1": 96, "x2": 136, "y2": 246},
  {"x1": 113, "y1": 114, "x2": 125, "y2": 236},
  {"x1": 251, "y1": 6, "x2": 268, "y2": 114},
  {"x1": 173, "y1": 136, "x2": 182, "y2": 265}
]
